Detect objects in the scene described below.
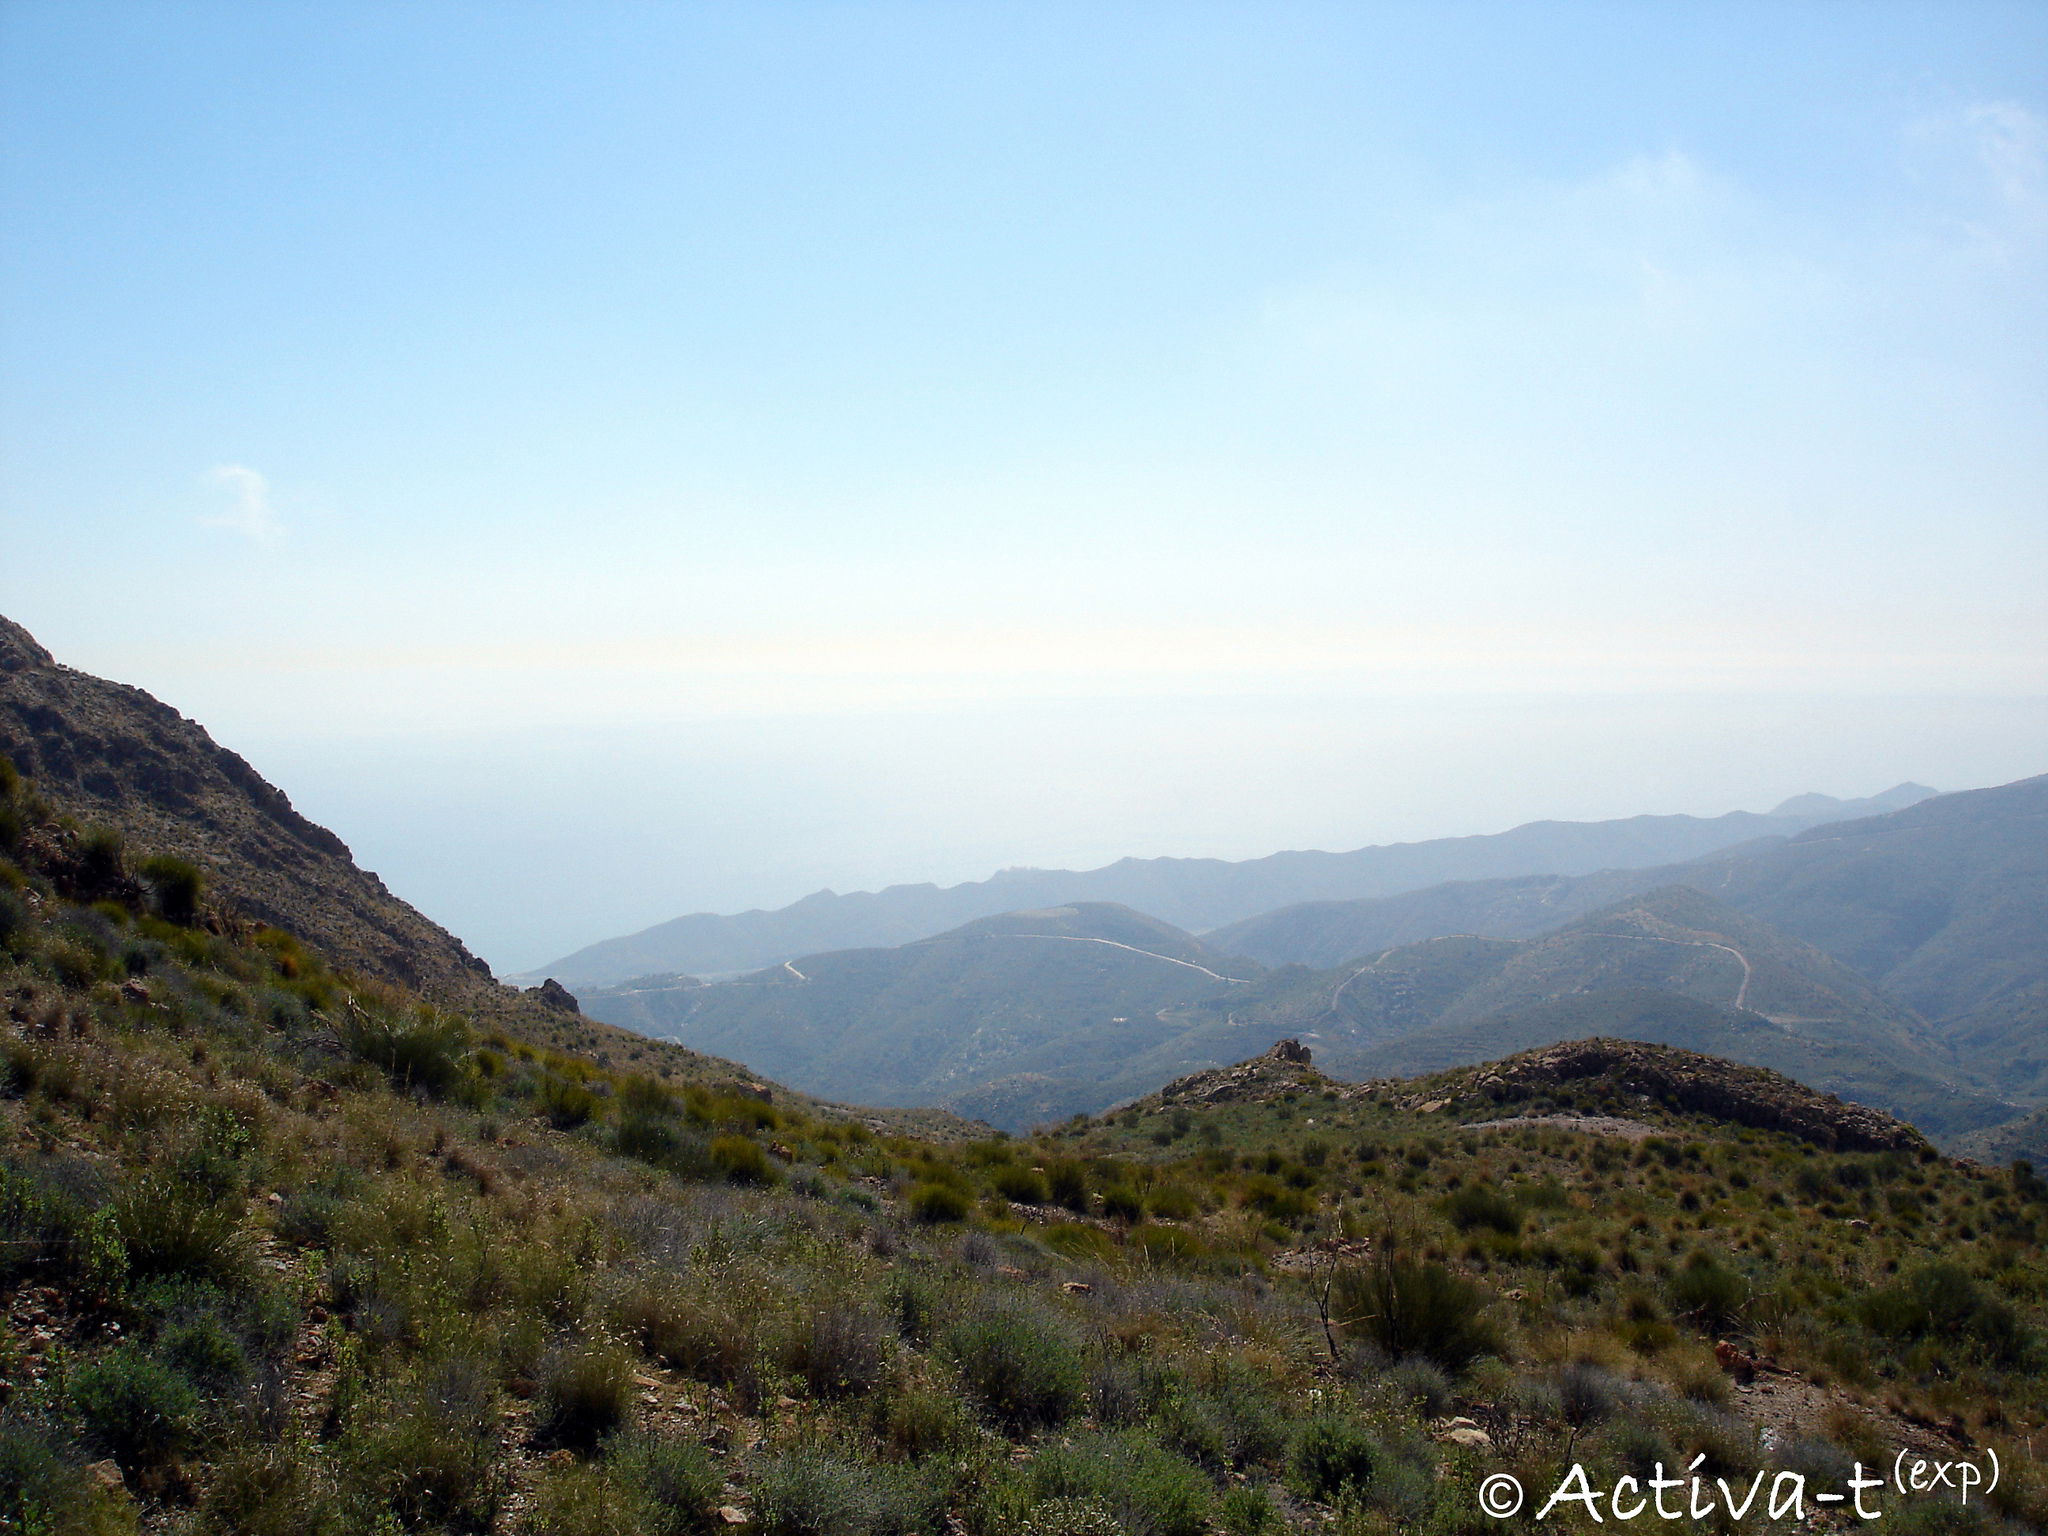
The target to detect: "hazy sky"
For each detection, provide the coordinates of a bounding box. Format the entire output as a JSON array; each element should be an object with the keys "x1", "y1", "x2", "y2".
[{"x1": 3, "y1": 2, "x2": 2044, "y2": 970}]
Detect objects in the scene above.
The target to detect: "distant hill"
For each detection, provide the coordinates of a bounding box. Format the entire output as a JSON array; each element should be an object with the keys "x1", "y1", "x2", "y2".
[
  {"x1": 530, "y1": 785, "x2": 1933, "y2": 985},
  {"x1": 582, "y1": 903, "x2": 1265, "y2": 1122},
  {"x1": 1206, "y1": 775, "x2": 2048, "y2": 1098},
  {"x1": 590, "y1": 884, "x2": 2018, "y2": 1139}
]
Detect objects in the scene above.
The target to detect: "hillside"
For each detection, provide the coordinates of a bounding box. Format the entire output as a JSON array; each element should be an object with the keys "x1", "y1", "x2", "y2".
[
  {"x1": 582, "y1": 903, "x2": 1256, "y2": 1124},
  {"x1": 2, "y1": 681, "x2": 2045, "y2": 1532},
  {"x1": 0, "y1": 615, "x2": 492, "y2": 998},
  {"x1": 532, "y1": 785, "x2": 1931, "y2": 985},
  {"x1": 592, "y1": 882, "x2": 2019, "y2": 1141},
  {"x1": 1212, "y1": 775, "x2": 2048, "y2": 1097}
]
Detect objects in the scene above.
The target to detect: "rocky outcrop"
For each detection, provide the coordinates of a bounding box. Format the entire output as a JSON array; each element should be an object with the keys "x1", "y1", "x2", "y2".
[
  {"x1": 1268, "y1": 1037, "x2": 1312, "y2": 1064},
  {"x1": 530, "y1": 978, "x2": 580, "y2": 1014},
  {"x1": 1150, "y1": 1051, "x2": 1328, "y2": 1108},
  {"x1": 0, "y1": 614, "x2": 494, "y2": 996},
  {"x1": 1410, "y1": 1037, "x2": 1928, "y2": 1153}
]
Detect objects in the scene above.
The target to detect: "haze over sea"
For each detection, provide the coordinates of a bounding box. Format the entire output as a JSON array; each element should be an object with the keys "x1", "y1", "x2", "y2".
[{"x1": 3, "y1": 2, "x2": 2043, "y2": 969}]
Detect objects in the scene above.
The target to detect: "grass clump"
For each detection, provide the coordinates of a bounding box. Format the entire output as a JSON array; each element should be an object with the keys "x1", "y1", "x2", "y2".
[{"x1": 944, "y1": 1303, "x2": 1084, "y2": 1435}]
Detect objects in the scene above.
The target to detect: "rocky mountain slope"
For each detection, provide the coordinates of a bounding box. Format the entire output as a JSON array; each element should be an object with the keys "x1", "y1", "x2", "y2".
[{"x1": 0, "y1": 615, "x2": 492, "y2": 998}]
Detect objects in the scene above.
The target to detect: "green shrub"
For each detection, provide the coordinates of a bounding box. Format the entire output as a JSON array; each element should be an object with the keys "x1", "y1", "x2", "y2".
[
  {"x1": 71, "y1": 1346, "x2": 200, "y2": 1470},
  {"x1": 1442, "y1": 1185, "x2": 1522, "y2": 1235},
  {"x1": 341, "y1": 1006, "x2": 468, "y2": 1097},
  {"x1": 750, "y1": 1447, "x2": 944, "y2": 1536},
  {"x1": 0, "y1": 1413, "x2": 136, "y2": 1536},
  {"x1": 1667, "y1": 1251, "x2": 1746, "y2": 1331},
  {"x1": 616, "y1": 1113, "x2": 682, "y2": 1164},
  {"x1": 1288, "y1": 1415, "x2": 1379, "y2": 1502},
  {"x1": 524, "y1": 1461, "x2": 660, "y2": 1536},
  {"x1": 194, "y1": 1443, "x2": 345, "y2": 1536},
  {"x1": 0, "y1": 888, "x2": 26, "y2": 953},
  {"x1": 909, "y1": 1182, "x2": 971, "y2": 1223},
  {"x1": 608, "y1": 1435, "x2": 721, "y2": 1536},
  {"x1": 535, "y1": 1342, "x2": 637, "y2": 1451},
  {"x1": 111, "y1": 1172, "x2": 248, "y2": 1285},
  {"x1": 993, "y1": 1166, "x2": 1050, "y2": 1204},
  {"x1": 1859, "y1": 1263, "x2": 2033, "y2": 1363},
  {"x1": 1030, "y1": 1430, "x2": 1212, "y2": 1536},
  {"x1": 1335, "y1": 1255, "x2": 1501, "y2": 1371},
  {"x1": 1218, "y1": 1484, "x2": 1275, "y2": 1534},
  {"x1": 710, "y1": 1134, "x2": 774, "y2": 1185},
  {"x1": 881, "y1": 1384, "x2": 981, "y2": 1460},
  {"x1": 140, "y1": 855, "x2": 204, "y2": 926},
  {"x1": 1045, "y1": 1161, "x2": 1090, "y2": 1212},
  {"x1": 945, "y1": 1304, "x2": 1085, "y2": 1435},
  {"x1": 346, "y1": 1359, "x2": 501, "y2": 1532}
]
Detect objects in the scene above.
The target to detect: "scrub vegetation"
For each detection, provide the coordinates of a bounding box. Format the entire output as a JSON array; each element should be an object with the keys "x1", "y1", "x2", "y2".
[{"x1": 0, "y1": 759, "x2": 2044, "y2": 1534}]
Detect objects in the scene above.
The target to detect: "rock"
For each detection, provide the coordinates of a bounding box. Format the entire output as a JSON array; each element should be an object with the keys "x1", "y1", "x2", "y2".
[
  {"x1": 1715, "y1": 1339, "x2": 1758, "y2": 1382},
  {"x1": 119, "y1": 978, "x2": 150, "y2": 1005},
  {"x1": 85, "y1": 1460, "x2": 125, "y2": 1496},
  {"x1": 716, "y1": 1504, "x2": 750, "y2": 1524},
  {"x1": 1061, "y1": 1281, "x2": 1092, "y2": 1295},
  {"x1": 1443, "y1": 1427, "x2": 1492, "y2": 1448},
  {"x1": 528, "y1": 978, "x2": 580, "y2": 1014},
  {"x1": 1268, "y1": 1037, "x2": 1312, "y2": 1065}
]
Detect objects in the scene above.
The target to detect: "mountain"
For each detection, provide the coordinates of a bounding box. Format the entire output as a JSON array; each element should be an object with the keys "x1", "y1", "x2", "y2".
[
  {"x1": 0, "y1": 613, "x2": 962, "y2": 1130},
  {"x1": 0, "y1": 615, "x2": 493, "y2": 997},
  {"x1": 582, "y1": 902, "x2": 1259, "y2": 1121},
  {"x1": 1206, "y1": 774, "x2": 2048, "y2": 1099},
  {"x1": 591, "y1": 882, "x2": 2017, "y2": 1139},
  {"x1": 530, "y1": 784, "x2": 1935, "y2": 985}
]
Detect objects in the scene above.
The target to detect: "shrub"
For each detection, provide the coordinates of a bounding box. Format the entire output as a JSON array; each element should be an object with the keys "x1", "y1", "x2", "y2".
[
  {"x1": 71, "y1": 1346, "x2": 200, "y2": 1470},
  {"x1": 341, "y1": 1006, "x2": 468, "y2": 1097},
  {"x1": 140, "y1": 855, "x2": 204, "y2": 926},
  {"x1": 616, "y1": 1113, "x2": 681, "y2": 1164},
  {"x1": 1667, "y1": 1251, "x2": 1746, "y2": 1331},
  {"x1": 524, "y1": 1461, "x2": 658, "y2": 1536},
  {"x1": 608, "y1": 1435, "x2": 721, "y2": 1536},
  {"x1": 791, "y1": 1299, "x2": 889, "y2": 1398},
  {"x1": 909, "y1": 1182, "x2": 971, "y2": 1223},
  {"x1": 710, "y1": 1135, "x2": 774, "y2": 1185},
  {"x1": 1098, "y1": 1184, "x2": 1144, "y2": 1223},
  {"x1": 194, "y1": 1443, "x2": 345, "y2": 1536},
  {"x1": 1030, "y1": 1430, "x2": 1212, "y2": 1536},
  {"x1": 1219, "y1": 1485, "x2": 1274, "y2": 1534},
  {"x1": 347, "y1": 1358, "x2": 501, "y2": 1532},
  {"x1": 750, "y1": 1447, "x2": 943, "y2": 1536},
  {"x1": 0, "y1": 1413, "x2": 134, "y2": 1536},
  {"x1": 535, "y1": 1342, "x2": 637, "y2": 1451},
  {"x1": 993, "y1": 1166, "x2": 1050, "y2": 1204},
  {"x1": 1442, "y1": 1185, "x2": 1522, "y2": 1235},
  {"x1": 1045, "y1": 1161, "x2": 1090, "y2": 1211},
  {"x1": 111, "y1": 1172, "x2": 248, "y2": 1285},
  {"x1": 882, "y1": 1384, "x2": 981, "y2": 1460},
  {"x1": 1859, "y1": 1263, "x2": 2033, "y2": 1363},
  {"x1": 945, "y1": 1304, "x2": 1085, "y2": 1435},
  {"x1": 1335, "y1": 1254, "x2": 1502, "y2": 1371},
  {"x1": 1288, "y1": 1415, "x2": 1379, "y2": 1502}
]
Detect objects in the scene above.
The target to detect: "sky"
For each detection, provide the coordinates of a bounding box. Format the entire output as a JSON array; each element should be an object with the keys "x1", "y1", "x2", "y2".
[{"x1": 2, "y1": 1, "x2": 2044, "y2": 972}]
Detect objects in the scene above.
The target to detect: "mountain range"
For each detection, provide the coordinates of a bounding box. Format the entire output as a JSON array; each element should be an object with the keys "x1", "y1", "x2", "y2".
[{"x1": 529, "y1": 781, "x2": 1934, "y2": 984}]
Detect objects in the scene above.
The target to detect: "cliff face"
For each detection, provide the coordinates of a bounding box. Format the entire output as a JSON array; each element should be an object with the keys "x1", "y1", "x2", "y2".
[{"x1": 0, "y1": 615, "x2": 494, "y2": 995}]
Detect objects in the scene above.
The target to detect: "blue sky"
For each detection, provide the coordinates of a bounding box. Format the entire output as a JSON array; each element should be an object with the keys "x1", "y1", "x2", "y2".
[{"x1": 3, "y1": 2, "x2": 2044, "y2": 969}]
